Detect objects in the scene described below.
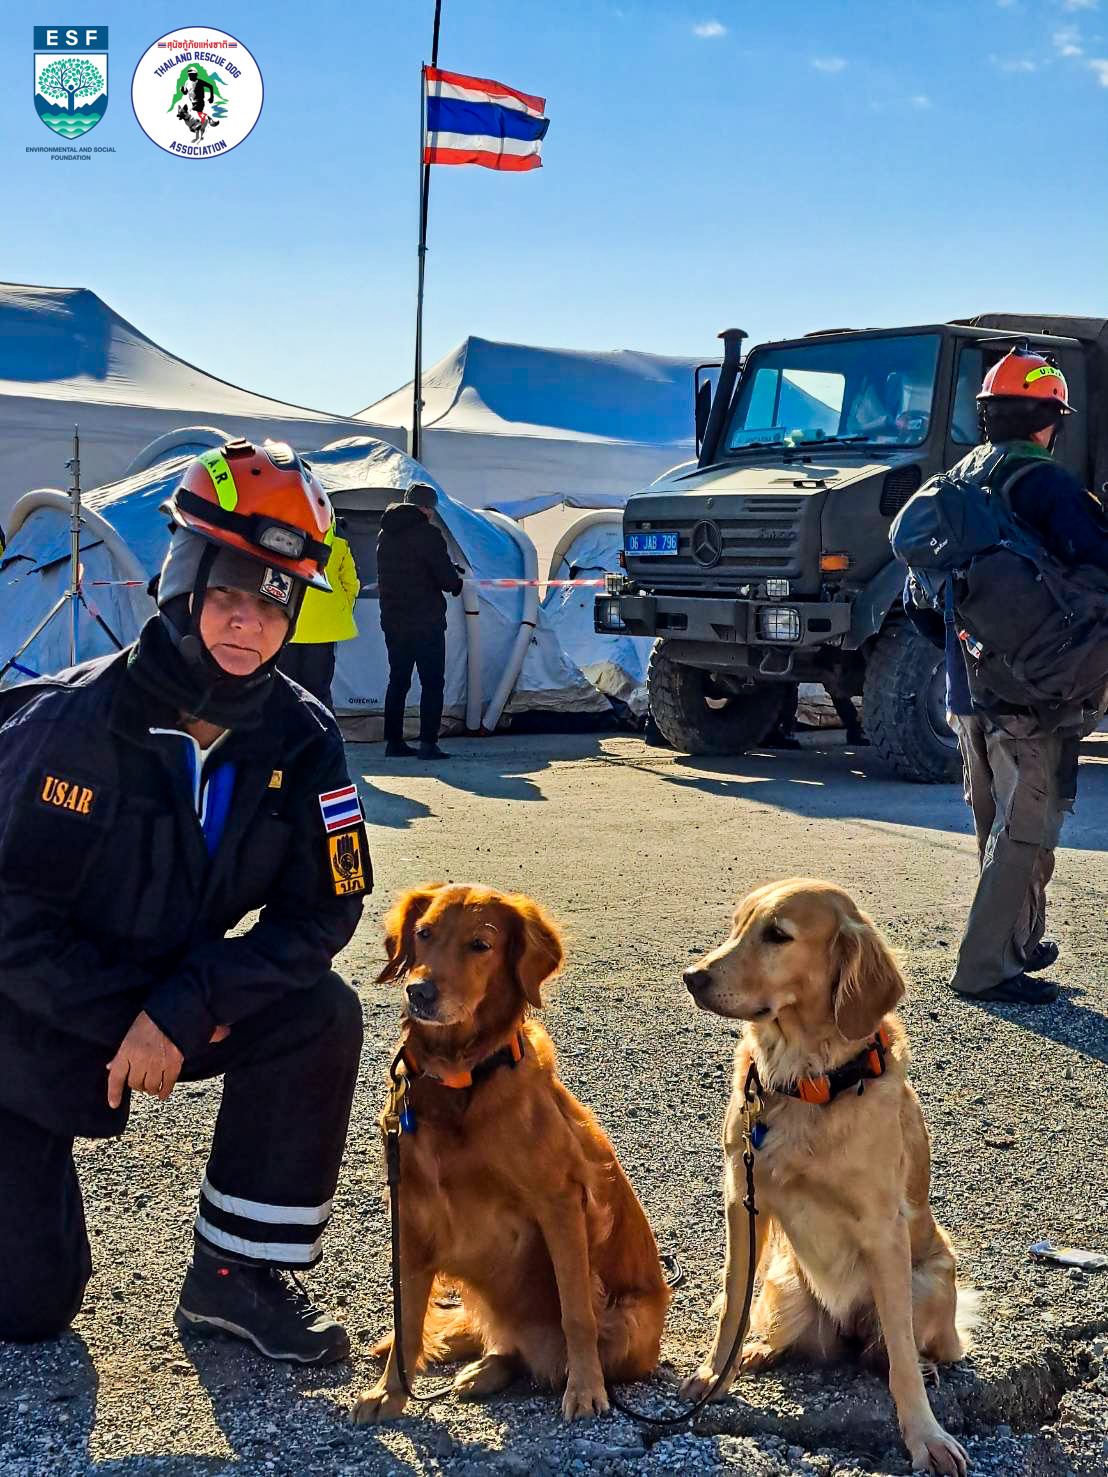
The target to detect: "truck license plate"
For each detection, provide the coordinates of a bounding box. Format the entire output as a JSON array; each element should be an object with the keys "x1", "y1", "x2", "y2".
[{"x1": 625, "y1": 531, "x2": 678, "y2": 555}]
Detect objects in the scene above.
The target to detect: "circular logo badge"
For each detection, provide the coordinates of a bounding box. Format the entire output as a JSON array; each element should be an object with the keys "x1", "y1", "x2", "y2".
[{"x1": 132, "y1": 28, "x2": 262, "y2": 159}]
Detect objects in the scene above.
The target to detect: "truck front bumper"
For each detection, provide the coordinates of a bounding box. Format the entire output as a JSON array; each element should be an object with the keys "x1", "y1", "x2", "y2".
[{"x1": 594, "y1": 592, "x2": 851, "y2": 648}]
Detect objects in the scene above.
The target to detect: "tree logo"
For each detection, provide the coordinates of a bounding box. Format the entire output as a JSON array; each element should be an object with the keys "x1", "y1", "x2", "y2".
[
  {"x1": 131, "y1": 28, "x2": 262, "y2": 159},
  {"x1": 33, "y1": 26, "x2": 109, "y2": 138}
]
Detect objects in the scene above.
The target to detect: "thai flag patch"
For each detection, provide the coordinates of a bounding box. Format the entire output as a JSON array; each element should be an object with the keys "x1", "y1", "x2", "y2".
[{"x1": 318, "y1": 784, "x2": 362, "y2": 833}]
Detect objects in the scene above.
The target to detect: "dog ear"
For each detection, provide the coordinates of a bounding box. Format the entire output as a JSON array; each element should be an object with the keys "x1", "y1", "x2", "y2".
[
  {"x1": 507, "y1": 897, "x2": 564, "y2": 1008},
  {"x1": 833, "y1": 911, "x2": 905, "y2": 1042},
  {"x1": 376, "y1": 883, "x2": 445, "y2": 984}
]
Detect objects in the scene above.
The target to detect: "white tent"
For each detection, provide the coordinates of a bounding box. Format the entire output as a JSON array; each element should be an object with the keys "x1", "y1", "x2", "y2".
[
  {"x1": 0, "y1": 433, "x2": 605, "y2": 732},
  {"x1": 540, "y1": 512, "x2": 651, "y2": 717},
  {"x1": 357, "y1": 336, "x2": 698, "y2": 517},
  {"x1": 0, "y1": 282, "x2": 382, "y2": 524}
]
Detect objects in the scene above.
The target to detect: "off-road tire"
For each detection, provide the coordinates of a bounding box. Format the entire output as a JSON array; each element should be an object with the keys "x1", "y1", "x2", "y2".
[
  {"x1": 863, "y1": 620, "x2": 961, "y2": 783},
  {"x1": 647, "y1": 644, "x2": 784, "y2": 755}
]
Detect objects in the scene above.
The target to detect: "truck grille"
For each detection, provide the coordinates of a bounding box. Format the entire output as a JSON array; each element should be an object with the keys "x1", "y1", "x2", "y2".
[{"x1": 626, "y1": 496, "x2": 810, "y2": 583}]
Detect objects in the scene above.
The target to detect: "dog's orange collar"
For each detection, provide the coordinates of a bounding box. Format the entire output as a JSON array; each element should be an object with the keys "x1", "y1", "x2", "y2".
[
  {"x1": 399, "y1": 1030, "x2": 525, "y2": 1091},
  {"x1": 781, "y1": 1025, "x2": 891, "y2": 1106}
]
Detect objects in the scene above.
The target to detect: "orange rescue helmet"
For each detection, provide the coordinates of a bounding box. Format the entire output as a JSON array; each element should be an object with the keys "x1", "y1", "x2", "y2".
[
  {"x1": 977, "y1": 350, "x2": 1075, "y2": 415},
  {"x1": 169, "y1": 438, "x2": 334, "y2": 590}
]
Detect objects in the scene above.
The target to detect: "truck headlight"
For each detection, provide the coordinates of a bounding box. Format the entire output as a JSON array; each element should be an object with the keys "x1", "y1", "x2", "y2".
[
  {"x1": 758, "y1": 606, "x2": 801, "y2": 642},
  {"x1": 595, "y1": 596, "x2": 626, "y2": 632},
  {"x1": 765, "y1": 578, "x2": 790, "y2": 599}
]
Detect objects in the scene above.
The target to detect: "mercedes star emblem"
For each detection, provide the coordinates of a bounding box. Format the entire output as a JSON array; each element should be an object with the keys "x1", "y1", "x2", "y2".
[{"x1": 691, "y1": 519, "x2": 724, "y2": 567}]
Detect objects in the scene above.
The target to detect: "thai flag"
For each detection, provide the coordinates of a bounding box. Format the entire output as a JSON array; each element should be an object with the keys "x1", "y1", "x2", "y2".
[
  {"x1": 318, "y1": 784, "x2": 362, "y2": 834},
  {"x1": 424, "y1": 67, "x2": 549, "y2": 173}
]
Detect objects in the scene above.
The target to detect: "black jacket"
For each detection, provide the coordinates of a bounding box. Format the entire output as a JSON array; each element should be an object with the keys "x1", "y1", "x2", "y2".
[
  {"x1": 0, "y1": 647, "x2": 369, "y2": 1139},
  {"x1": 376, "y1": 504, "x2": 463, "y2": 634}
]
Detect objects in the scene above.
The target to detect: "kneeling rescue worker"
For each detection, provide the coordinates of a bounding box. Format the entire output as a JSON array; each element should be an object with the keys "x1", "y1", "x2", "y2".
[{"x1": 0, "y1": 438, "x2": 371, "y2": 1362}]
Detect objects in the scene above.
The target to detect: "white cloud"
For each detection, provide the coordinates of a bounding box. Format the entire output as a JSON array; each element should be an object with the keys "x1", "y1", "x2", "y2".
[
  {"x1": 1089, "y1": 56, "x2": 1108, "y2": 82},
  {"x1": 1061, "y1": 0, "x2": 1098, "y2": 12},
  {"x1": 692, "y1": 20, "x2": 727, "y2": 38},
  {"x1": 910, "y1": 94, "x2": 933, "y2": 107},
  {"x1": 811, "y1": 56, "x2": 848, "y2": 73},
  {"x1": 1054, "y1": 25, "x2": 1085, "y2": 53},
  {"x1": 987, "y1": 53, "x2": 1039, "y2": 71}
]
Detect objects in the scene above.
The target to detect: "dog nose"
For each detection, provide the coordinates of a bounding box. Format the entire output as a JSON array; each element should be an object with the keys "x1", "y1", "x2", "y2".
[
  {"x1": 683, "y1": 968, "x2": 712, "y2": 995},
  {"x1": 406, "y1": 979, "x2": 438, "y2": 1015}
]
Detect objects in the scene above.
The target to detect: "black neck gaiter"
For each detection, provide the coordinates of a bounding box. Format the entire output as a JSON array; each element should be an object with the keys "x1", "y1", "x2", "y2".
[{"x1": 126, "y1": 613, "x2": 275, "y2": 731}]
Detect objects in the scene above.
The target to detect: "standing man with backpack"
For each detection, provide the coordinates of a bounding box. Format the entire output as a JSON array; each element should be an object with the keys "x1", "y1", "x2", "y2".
[{"x1": 899, "y1": 350, "x2": 1108, "y2": 1005}]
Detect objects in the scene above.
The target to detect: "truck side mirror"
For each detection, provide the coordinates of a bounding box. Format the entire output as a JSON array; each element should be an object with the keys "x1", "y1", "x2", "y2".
[{"x1": 694, "y1": 373, "x2": 714, "y2": 454}]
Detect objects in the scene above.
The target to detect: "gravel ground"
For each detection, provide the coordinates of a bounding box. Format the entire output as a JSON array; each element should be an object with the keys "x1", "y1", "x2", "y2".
[{"x1": 2, "y1": 732, "x2": 1105, "y2": 1477}]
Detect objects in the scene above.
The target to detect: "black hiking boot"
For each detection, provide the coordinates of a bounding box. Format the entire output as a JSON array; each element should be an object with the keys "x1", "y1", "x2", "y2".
[
  {"x1": 972, "y1": 972, "x2": 1060, "y2": 1006},
  {"x1": 418, "y1": 742, "x2": 451, "y2": 760},
  {"x1": 175, "y1": 1242, "x2": 349, "y2": 1364},
  {"x1": 1024, "y1": 939, "x2": 1060, "y2": 974},
  {"x1": 384, "y1": 740, "x2": 416, "y2": 757}
]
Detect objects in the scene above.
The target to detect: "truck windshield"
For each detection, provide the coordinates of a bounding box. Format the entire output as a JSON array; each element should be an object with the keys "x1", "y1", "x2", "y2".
[{"x1": 724, "y1": 333, "x2": 941, "y2": 453}]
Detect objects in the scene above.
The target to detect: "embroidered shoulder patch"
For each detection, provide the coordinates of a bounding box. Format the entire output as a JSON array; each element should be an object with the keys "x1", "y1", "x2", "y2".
[
  {"x1": 268, "y1": 769, "x2": 283, "y2": 789},
  {"x1": 328, "y1": 827, "x2": 367, "y2": 897},
  {"x1": 318, "y1": 783, "x2": 361, "y2": 833},
  {"x1": 38, "y1": 773, "x2": 97, "y2": 817}
]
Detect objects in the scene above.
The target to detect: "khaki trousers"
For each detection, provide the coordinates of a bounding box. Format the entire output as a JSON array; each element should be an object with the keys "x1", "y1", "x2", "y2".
[{"x1": 949, "y1": 713, "x2": 1079, "y2": 996}]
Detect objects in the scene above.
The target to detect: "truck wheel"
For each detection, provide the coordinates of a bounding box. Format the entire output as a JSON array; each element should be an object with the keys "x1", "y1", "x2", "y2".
[
  {"x1": 863, "y1": 621, "x2": 961, "y2": 783},
  {"x1": 647, "y1": 645, "x2": 784, "y2": 755}
]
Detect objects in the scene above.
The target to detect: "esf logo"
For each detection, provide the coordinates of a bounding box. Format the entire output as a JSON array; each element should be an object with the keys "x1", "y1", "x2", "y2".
[
  {"x1": 33, "y1": 25, "x2": 109, "y2": 138},
  {"x1": 131, "y1": 27, "x2": 263, "y2": 159}
]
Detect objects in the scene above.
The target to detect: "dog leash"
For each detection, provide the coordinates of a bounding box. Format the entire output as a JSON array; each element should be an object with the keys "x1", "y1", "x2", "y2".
[
  {"x1": 379, "y1": 1057, "x2": 762, "y2": 1423},
  {"x1": 381, "y1": 1065, "x2": 455, "y2": 1404},
  {"x1": 607, "y1": 1062, "x2": 763, "y2": 1429}
]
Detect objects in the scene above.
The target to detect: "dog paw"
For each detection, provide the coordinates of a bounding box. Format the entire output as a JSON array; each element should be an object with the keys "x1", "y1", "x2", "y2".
[
  {"x1": 561, "y1": 1375, "x2": 609, "y2": 1421},
  {"x1": 351, "y1": 1384, "x2": 409, "y2": 1425},
  {"x1": 678, "y1": 1363, "x2": 734, "y2": 1402},
  {"x1": 739, "y1": 1340, "x2": 778, "y2": 1373},
  {"x1": 904, "y1": 1420, "x2": 968, "y2": 1476}
]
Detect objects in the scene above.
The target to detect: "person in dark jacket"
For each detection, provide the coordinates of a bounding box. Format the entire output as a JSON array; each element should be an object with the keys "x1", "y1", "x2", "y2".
[
  {"x1": 377, "y1": 483, "x2": 463, "y2": 760},
  {"x1": 0, "y1": 439, "x2": 370, "y2": 1363},
  {"x1": 905, "y1": 351, "x2": 1108, "y2": 1007}
]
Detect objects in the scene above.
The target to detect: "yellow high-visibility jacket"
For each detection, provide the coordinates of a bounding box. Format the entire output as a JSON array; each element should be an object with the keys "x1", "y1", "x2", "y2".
[{"x1": 290, "y1": 532, "x2": 360, "y2": 644}]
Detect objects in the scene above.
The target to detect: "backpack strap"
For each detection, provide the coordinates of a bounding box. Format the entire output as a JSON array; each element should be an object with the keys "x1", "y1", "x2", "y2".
[{"x1": 987, "y1": 454, "x2": 1044, "y2": 512}]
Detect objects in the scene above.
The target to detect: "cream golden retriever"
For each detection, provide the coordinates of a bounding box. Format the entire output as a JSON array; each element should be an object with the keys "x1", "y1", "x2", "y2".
[{"x1": 681, "y1": 879, "x2": 974, "y2": 1477}]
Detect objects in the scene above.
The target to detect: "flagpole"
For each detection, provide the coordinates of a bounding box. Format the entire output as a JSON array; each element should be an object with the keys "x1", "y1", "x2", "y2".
[{"x1": 412, "y1": 0, "x2": 443, "y2": 464}]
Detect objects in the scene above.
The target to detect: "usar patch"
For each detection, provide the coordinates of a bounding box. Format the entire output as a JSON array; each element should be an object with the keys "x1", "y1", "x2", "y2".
[{"x1": 38, "y1": 773, "x2": 97, "y2": 817}]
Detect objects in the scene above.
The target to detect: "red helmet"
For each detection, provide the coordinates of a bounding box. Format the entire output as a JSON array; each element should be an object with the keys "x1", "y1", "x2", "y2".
[
  {"x1": 169, "y1": 438, "x2": 334, "y2": 589},
  {"x1": 977, "y1": 350, "x2": 1075, "y2": 415}
]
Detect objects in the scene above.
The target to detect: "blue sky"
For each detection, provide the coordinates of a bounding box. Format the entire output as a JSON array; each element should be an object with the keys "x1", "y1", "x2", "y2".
[{"x1": 4, "y1": 0, "x2": 1106, "y2": 417}]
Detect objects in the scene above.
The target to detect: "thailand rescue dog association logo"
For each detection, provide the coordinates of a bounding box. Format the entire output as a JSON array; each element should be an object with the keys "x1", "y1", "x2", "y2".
[
  {"x1": 34, "y1": 26, "x2": 109, "y2": 137},
  {"x1": 131, "y1": 28, "x2": 262, "y2": 158}
]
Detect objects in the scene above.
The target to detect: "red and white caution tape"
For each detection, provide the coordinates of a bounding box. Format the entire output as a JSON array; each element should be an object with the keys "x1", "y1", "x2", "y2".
[{"x1": 462, "y1": 576, "x2": 606, "y2": 588}]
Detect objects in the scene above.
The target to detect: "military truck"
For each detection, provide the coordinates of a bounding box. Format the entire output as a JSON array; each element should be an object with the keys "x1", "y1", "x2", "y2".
[{"x1": 594, "y1": 314, "x2": 1108, "y2": 782}]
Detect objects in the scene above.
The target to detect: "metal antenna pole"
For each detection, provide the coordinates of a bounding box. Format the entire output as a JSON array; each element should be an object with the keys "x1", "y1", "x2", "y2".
[
  {"x1": 66, "y1": 424, "x2": 82, "y2": 666},
  {"x1": 412, "y1": 0, "x2": 443, "y2": 463}
]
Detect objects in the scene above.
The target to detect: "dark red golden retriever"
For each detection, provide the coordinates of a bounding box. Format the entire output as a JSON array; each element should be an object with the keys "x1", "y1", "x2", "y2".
[{"x1": 353, "y1": 883, "x2": 670, "y2": 1424}]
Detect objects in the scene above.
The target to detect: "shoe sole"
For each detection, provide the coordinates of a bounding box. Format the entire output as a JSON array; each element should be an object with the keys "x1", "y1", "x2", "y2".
[
  {"x1": 965, "y1": 986, "x2": 1060, "y2": 1005},
  {"x1": 174, "y1": 1305, "x2": 348, "y2": 1365}
]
